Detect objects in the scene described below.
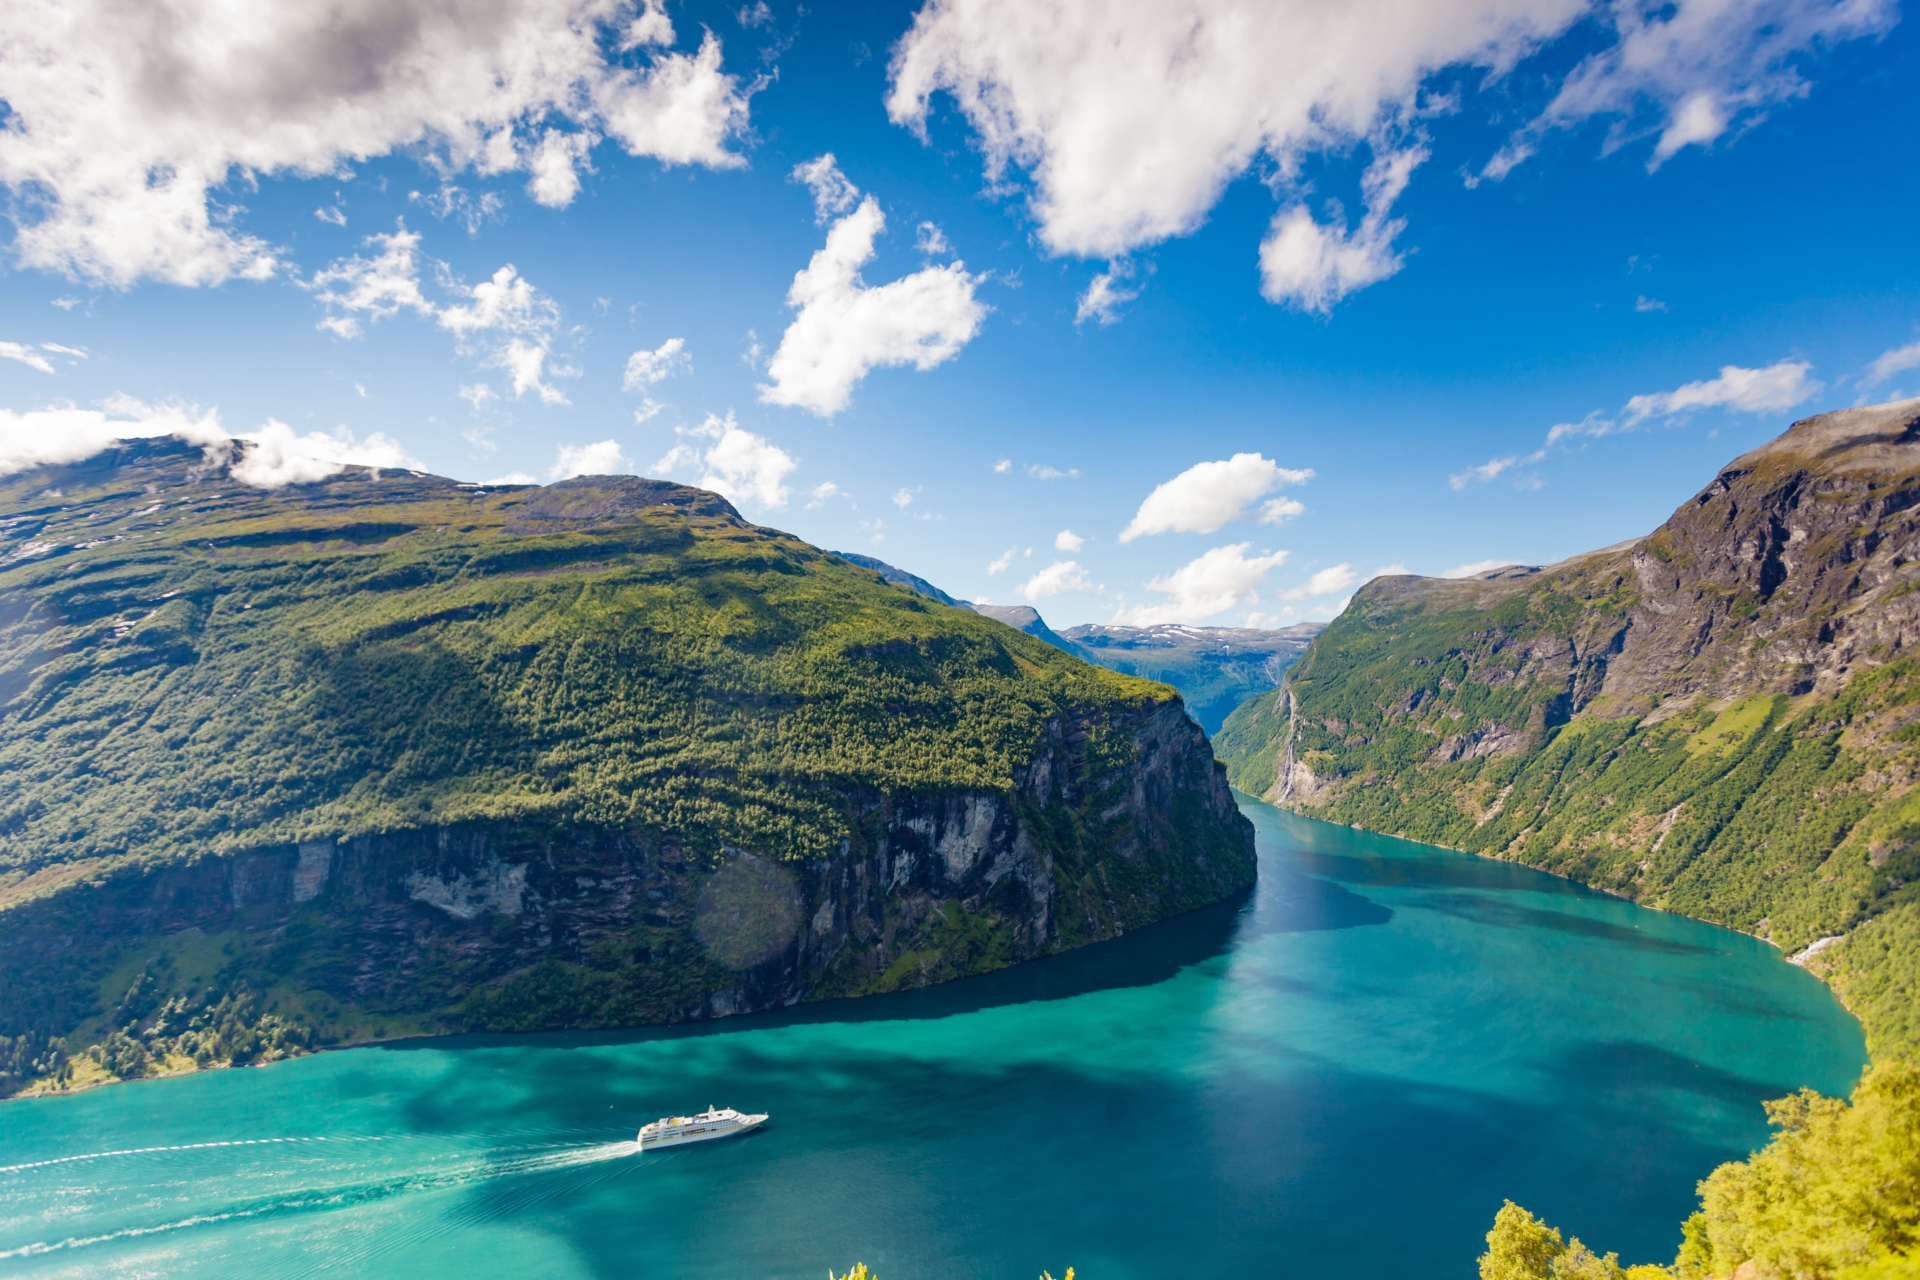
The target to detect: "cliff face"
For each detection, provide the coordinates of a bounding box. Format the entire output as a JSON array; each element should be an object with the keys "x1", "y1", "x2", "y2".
[
  {"x1": 1215, "y1": 399, "x2": 1920, "y2": 1058},
  {"x1": 0, "y1": 438, "x2": 1253, "y2": 1094}
]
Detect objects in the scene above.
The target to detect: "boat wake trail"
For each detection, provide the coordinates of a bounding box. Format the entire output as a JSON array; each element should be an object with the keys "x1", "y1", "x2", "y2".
[
  {"x1": 0, "y1": 1135, "x2": 360, "y2": 1175},
  {"x1": 0, "y1": 1136, "x2": 643, "y2": 1264}
]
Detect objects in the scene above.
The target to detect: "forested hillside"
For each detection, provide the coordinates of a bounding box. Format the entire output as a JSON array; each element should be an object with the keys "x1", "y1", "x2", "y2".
[
  {"x1": 0, "y1": 437, "x2": 1255, "y2": 1095},
  {"x1": 1217, "y1": 399, "x2": 1920, "y2": 1276},
  {"x1": 1217, "y1": 398, "x2": 1920, "y2": 1060}
]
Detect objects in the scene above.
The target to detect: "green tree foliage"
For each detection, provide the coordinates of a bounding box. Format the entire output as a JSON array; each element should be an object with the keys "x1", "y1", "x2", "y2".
[
  {"x1": 0, "y1": 447, "x2": 1254, "y2": 1096},
  {"x1": 1482, "y1": 1202, "x2": 1570, "y2": 1280},
  {"x1": 1485, "y1": 1062, "x2": 1920, "y2": 1279},
  {"x1": 0, "y1": 449, "x2": 1170, "y2": 885},
  {"x1": 1216, "y1": 571, "x2": 1920, "y2": 1059}
]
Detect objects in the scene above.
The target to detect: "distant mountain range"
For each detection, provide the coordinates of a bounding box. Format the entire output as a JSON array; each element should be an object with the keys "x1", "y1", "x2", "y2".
[{"x1": 832, "y1": 553, "x2": 1322, "y2": 734}]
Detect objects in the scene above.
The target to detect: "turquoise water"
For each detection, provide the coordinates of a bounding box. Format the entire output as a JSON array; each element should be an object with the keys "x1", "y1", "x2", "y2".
[{"x1": 0, "y1": 801, "x2": 1865, "y2": 1278}]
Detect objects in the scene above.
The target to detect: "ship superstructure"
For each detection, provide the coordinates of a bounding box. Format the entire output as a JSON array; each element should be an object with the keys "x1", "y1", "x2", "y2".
[{"x1": 638, "y1": 1105, "x2": 768, "y2": 1150}]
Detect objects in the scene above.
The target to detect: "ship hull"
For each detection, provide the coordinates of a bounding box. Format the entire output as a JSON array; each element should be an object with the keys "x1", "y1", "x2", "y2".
[{"x1": 638, "y1": 1114, "x2": 767, "y2": 1150}]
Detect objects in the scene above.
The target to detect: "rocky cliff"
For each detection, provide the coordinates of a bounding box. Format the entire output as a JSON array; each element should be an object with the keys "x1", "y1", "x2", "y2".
[
  {"x1": 0, "y1": 437, "x2": 1253, "y2": 1094},
  {"x1": 1215, "y1": 398, "x2": 1920, "y2": 1058}
]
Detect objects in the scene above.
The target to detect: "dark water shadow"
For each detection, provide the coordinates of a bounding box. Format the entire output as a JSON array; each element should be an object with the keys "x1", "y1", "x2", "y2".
[
  {"x1": 376, "y1": 884, "x2": 1259, "y2": 1060},
  {"x1": 1542, "y1": 1037, "x2": 1812, "y2": 1112},
  {"x1": 1280, "y1": 844, "x2": 1593, "y2": 897},
  {"x1": 1410, "y1": 891, "x2": 1720, "y2": 956},
  {"x1": 1244, "y1": 865, "x2": 1394, "y2": 935}
]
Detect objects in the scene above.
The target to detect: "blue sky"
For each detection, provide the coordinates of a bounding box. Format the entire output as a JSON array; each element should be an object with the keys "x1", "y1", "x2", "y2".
[{"x1": 2, "y1": 0, "x2": 1917, "y2": 627}]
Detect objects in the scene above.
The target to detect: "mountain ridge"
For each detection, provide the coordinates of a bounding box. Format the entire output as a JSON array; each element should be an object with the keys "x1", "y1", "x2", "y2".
[
  {"x1": 1215, "y1": 397, "x2": 1920, "y2": 1060},
  {"x1": 833, "y1": 553, "x2": 1323, "y2": 734},
  {"x1": 0, "y1": 438, "x2": 1256, "y2": 1094}
]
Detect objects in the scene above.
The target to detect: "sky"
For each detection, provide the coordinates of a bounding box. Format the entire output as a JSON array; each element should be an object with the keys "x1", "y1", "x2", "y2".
[{"x1": 1, "y1": 0, "x2": 1918, "y2": 629}]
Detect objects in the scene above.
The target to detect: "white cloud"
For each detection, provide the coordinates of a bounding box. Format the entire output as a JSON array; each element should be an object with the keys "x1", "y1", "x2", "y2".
[
  {"x1": 1442, "y1": 558, "x2": 1521, "y2": 577},
  {"x1": 805, "y1": 480, "x2": 848, "y2": 509},
  {"x1": 992, "y1": 457, "x2": 1011, "y2": 473},
  {"x1": 1260, "y1": 496, "x2": 1306, "y2": 524},
  {"x1": 1075, "y1": 260, "x2": 1139, "y2": 325},
  {"x1": 438, "y1": 264, "x2": 574, "y2": 404},
  {"x1": 1544, "y1": 411, "x2": 1625, "y2": 445},
  {"x1": 1020, "y1": 559, "x2": 1094, "y2": 601},
  {"x1": 1452, "y1": 357, "x2": 1821, "y2": 487},
  {"x1": 0, "y1": 394, "x2": 417, "y2": 487},
  {"x1": 230, "y1": 421, "x2": 423, "y2": 488},
  {"x1": 1055, "y1": 529, "x2": 1084, "y2": 552},
  {"x1": 40, "y1": 343, "x2": 87, "y2": 358},
  {"x1": 1279, "y1": 562, "x2": 1359, "y2": 600},
  {"x1": 624, "y1": 336, "x2": 691, "y2": 389},
  {"x1": 1120, "y1": 452, "x2": 1315, "y2": 541},
  {"x1": 1373, "y1": 562, "x2": 1410, "y2": 576},
  {"x1": 410, "y1": 184, "x2": 506, "y2": 235},
  {"x1": 310, "y1": 224, "x2": 435, "y2": 339},
  {"x1": 760, "y1": 159, "x2": 988, "y2": 416},
  {"x1": 792, "y1": 154, "x2": 860, "y2": 223},
  {"x1": 1449, "y1": 454, "x2": 1520, "y2": 490},
  {"x1": 1114, "y1": 542, "x2": 1288, "y2": 624},
  {"x1": 653, "y1": 411, "x2": 796, "y2": 509},
  {"x1": 1866, "y1": 341, "x2": 1920, "y2": 386},
  {"x1": 458, "y1": 383, "x2": 498, "y2": 413},
  {"x1": 916, "y1": 222, "x2": 952, "y2": 256},
  {"x1": 0, "y1": 0, "x2": 756, "y2": 287},
  {"x1": 1483, "y1": 0, "x2": 1893, "y2": 180},
  {"x1": 482, "y1": 471, "x2": 540, "y2": 485},
  {"x1": 0, "y1": 395, "x2": 223, "y2": 476},
  {"x1": 0, "y1": 343, "x2": 57, "y2": 374},
  {"x1": 888, "y1": 0, "x2": 1887, "y2": 307},
  {"x1": 1028, "y1": 463, "x2": 1079, "y2": 480},
  {"x1": 893, "y1": 486, "x2": 920, "y2": 509},
  {"x1": 549, "y1": 439, "x2": 631, "y2": 479},
  {"x1": 311, "y1": 231, "x2": 579, "y2": 401},
  {"x1": 987, "y1": 546, "x2": 1016, "y2": 575},
  {"x1": 438, "y1": 263, "x2": 555, "y2": 336},
  {"x1": 1259, "y1": 144, "x2": 1424, "y2": 312},
  {"x1": 315, "y1": 205, "x2": 347, "y2": 226},
  {"x1": 1636, "y1": 295, "x2": 1669, "y2": 312},
  {"x1": 633, "y1": 399, "x2": 667, "y2": 423},
  {"x1": 1623, "y1": 358, "x2": 1819, "y2": 424}
]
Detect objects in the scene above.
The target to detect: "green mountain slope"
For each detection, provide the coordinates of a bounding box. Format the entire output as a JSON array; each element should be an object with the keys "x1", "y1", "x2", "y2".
[
  {"x1": 0, "y1": 438, "x2": 1254, "y2": 1094},
  {"x1": 1216, "y1": 398, "x2": 1920, "y2": 1060},
  {"x1": 824, "y1": 555, "x2": 1320, "y2": 733}
]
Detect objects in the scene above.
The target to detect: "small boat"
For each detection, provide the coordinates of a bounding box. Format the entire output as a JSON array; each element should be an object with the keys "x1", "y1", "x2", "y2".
[{"x1": 638, "y1": 1105, "x2": 768, "y2": 1150}]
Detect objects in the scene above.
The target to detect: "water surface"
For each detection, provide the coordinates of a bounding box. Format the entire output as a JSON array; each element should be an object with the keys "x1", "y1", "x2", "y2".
[{"x1": 0, "y1": 800, "x2": 1865, "y2": 1277}]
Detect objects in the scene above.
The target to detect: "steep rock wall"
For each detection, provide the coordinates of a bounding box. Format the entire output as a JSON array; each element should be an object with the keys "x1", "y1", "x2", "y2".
[
  {"x1": 1, "y1": 701, "x2": 1251, "y2": 1086},
  {"x1": 1212, "y1": 400, "x2": 1920, "y2": 1059}
]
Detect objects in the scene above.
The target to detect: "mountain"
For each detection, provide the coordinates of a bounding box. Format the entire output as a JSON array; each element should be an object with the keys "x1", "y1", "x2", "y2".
[
  {"x1": 0, "y1": 438, "x2": 1256, "y2": 1095},
  {"x1": 1061, "y1": 622, "x2": 1322, "y2": 735},
  {"x1": 1215, "y1": 398, "x2": 1920, "y2": 1060},
  {"x1": 830, "y1": 556, "x2": 1320, "y2": 735},
  {"x1": 967, "y1": 602, "x2": 1090, "y2": 657},
  {"x1": 831, "y1": 550, "x2": 970, "y2": 608}
]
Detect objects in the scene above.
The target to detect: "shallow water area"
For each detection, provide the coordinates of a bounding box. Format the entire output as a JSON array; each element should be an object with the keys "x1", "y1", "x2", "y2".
[{"x1": 0, "y1": 800, "x2": 1866, "y2": 1278}]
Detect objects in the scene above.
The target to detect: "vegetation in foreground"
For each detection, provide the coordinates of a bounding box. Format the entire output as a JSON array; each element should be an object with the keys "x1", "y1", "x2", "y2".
[{"x1": 1482, "y1": 1061, "x2": 1920, "y2": 1278}]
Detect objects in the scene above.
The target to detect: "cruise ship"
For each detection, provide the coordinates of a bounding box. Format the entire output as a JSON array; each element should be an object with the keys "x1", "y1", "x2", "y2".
[{"x1": 638, "y1": 1105, "x2": 768, "y2": 1150}]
